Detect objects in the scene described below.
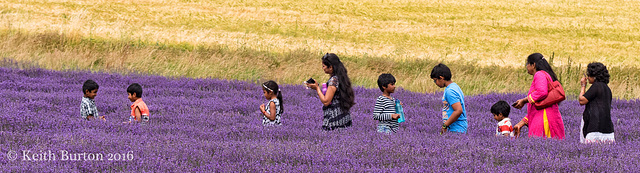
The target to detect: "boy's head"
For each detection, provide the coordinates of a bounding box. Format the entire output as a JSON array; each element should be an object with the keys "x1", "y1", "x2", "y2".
[
  {"x1": 127, "y1": 83, "x2": 143, "y2": 102},
  {"x1": 430, "y1": 63, "x2": 452, "y2": 88},
  {"x1": 82, "y1": 80, "x2": 99, "y2": 99},
  {"x1": 377, "y1": 73, "x2": 396, "y2": 93},
  {"x1": 491, "y1": 100, "x2": 511, "y2": 121}
]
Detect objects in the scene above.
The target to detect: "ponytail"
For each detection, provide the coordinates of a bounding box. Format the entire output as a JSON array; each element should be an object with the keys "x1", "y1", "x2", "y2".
[
  {"x1": 276, "y1": 88, "x2": 284, "y2": 114},
  {"x1": 262, "y1": 80, "x2": 284, "y2": 114}
]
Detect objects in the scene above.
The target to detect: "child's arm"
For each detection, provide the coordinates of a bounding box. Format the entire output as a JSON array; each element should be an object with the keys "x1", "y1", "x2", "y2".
[
  {"x1": 372, "y1": 98, "x2": 398, "y2": 120},
  {"x1": 134, "y1": 107, "x2": 142, "y2": 122},
  {"x1": 443, "y1": 102, "x2": 463, "y2": 126},
  {"x1": 263, "y1": 102, "x2": 277, "y2": 121}
]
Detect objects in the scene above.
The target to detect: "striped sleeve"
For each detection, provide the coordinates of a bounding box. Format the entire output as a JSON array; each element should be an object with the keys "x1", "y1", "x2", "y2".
[{"x1": 498, "y1": 120, "x2": 513, "y2": 134}]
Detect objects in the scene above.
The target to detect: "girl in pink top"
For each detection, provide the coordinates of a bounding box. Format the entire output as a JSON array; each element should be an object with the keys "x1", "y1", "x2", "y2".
[{"x1": 513, "y1": 53, "x2": 565, "y2": 139}]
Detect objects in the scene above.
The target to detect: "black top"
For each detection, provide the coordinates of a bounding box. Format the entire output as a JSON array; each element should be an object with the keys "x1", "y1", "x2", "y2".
[{"x1": 582, "y1": 81, "x2": 614, "y2": 137}]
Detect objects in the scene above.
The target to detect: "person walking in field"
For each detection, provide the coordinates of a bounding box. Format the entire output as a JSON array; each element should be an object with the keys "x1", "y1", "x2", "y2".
[
  {"x1": 431, "y1": 63, "x2": 467, "y2": 134},
  {"x1": 259, "y1": 80, "x2": 284, "y2": 126},
  {"x1": 124, "y1": 83, "x2": 150, "y2": 123},
  {"x1": 578, "y1": 62, "x2": 615, "y2": 143},
  {"x1": 491, "y1": 101, "x2": 514, "y2": 137},
  {"x1": 80, "y1": 79, "x2": 105, "y2": 121},
  {"x1": 305, "y1": 53, "x2": 355, "y2": 131},
  {"x1": 372, "y1": 73, "x2": 402, "y2": 134},
  {"x1": 512, "y1": 53, "x2": 565, "y2": 139}
]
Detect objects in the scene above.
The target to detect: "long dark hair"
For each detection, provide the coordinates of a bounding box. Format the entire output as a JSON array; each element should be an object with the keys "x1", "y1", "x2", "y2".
[
  {"x1": 262, "y1": 80, "x2": 283, "y2": 114},
  {"x1": 587, "y1": 62, "x2": 610, "y2": 84},
  {"x1": 322, "y1": 53, "x2": 355, "y2": 111},
  {"x1": 527, "y1": 53, "x2": 559, "y2": 82}
]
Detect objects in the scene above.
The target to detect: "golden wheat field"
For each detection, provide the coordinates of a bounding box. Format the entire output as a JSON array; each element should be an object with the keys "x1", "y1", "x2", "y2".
[{"x1": 1, "y1": 0, "x2": 639, "y2": 98}]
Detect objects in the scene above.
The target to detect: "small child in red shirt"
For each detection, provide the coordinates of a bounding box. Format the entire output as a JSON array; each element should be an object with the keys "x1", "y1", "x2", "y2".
[
  {"x1": 491, "y1": 101, "x2": 513, "y2": 137},
  {"x1": 124, "y1": 83, "x2": 150, "y2": 123}
]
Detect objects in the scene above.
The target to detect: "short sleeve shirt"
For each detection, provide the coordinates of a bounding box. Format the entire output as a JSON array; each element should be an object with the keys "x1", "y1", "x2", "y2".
[
  {"x1": 80, "y1": 97, "x2": 98, "y2": 119},
  {"x1": 496, "y1": 118, "x2": 514, "y2": 136},
  {"x1": 582, "y1": 81, "x2": 614, "y2": 136},
  {"x1": 263, "y1": 99, "x2": 282, "y2": 125},
  {"x1": 441, "y1": 83, "x2": 467, "y2": 133}
]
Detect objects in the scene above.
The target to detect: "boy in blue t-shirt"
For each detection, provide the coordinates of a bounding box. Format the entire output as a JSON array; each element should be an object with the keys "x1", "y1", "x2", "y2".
[{"x1": 431, "y1": 63, "x2": 467, "y2": 134}]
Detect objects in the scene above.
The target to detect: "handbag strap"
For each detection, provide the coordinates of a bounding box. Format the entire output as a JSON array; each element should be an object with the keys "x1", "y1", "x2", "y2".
[{"x1": 542, "y1": 71, "x2": 555, "y2": 90}]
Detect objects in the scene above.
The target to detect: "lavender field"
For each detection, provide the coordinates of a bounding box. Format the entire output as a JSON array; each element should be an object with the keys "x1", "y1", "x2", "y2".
[{"x1": 0, "y1": 67, "x2": 639, "y2": 172}]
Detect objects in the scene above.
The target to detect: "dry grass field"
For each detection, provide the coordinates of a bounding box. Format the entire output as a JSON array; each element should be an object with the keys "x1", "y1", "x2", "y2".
[{"x1": 1, "y1": 0, "x2": 639, "y2": 98}]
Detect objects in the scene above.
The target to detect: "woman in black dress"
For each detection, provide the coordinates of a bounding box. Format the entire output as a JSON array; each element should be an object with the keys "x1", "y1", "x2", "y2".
[{"x1": 306, "y1": 53, "x2": 355, "y2": 130}]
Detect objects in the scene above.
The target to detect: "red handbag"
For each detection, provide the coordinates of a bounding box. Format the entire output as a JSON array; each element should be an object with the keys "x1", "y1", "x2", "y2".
[{"x1": 534, "y1": 75, "x2": 565, "y2": 110}]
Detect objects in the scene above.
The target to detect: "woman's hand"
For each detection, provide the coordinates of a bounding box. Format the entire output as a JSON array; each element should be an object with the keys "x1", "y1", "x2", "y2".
[
  {"x1": 513, "y1": 120, "x2": 527, "y2": 138},
  {"x1": 259, "y1": 104, "x2": 266, "y2": 112},
  {"x1": 580, "y1": 76, "x2": 588, "y2": 87},
  {"x1": 306, "y1": 82, "x2": 319, "y2": 90},
  {"x1": 513, "y1": 99, "x2": 527, "y2": 109},
  {"x1": 579, "y1": 75, "x2": 590, "y2": 105},
  {"x1": 391, "y1": 114, "x2": 400, "y2": 120}
]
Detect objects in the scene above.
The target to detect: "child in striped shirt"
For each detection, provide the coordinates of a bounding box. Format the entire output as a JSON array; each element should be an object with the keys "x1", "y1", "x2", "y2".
[
  {"x1": 372, "y1": 74, "x2": 401, "y2": 133},
  {"x1": 491, "y1": 101, "x2": 513, "y2": 137}
]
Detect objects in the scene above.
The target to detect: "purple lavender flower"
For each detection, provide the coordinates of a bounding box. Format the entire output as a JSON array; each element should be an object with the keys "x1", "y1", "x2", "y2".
[{"x1": 0, "y1": 68, "x2": 637, "y2": 171}]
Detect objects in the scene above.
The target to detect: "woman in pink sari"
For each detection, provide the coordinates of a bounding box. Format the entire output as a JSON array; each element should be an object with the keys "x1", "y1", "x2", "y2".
[{"x1": 513, "y1": 53, "x2": 566, "y2": 139}]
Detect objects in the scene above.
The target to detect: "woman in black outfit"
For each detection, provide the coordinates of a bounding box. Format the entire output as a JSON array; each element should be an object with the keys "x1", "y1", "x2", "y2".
[{"x1": 578, "y1": 62, "x2": 615, "y2": 143}]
